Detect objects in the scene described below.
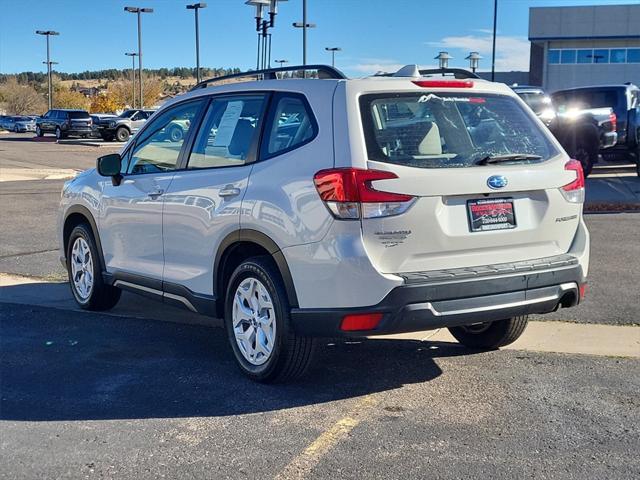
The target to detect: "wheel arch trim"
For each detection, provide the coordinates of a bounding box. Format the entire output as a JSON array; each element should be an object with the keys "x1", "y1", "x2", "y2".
[
  {"x1": 214, "y1": 229, "x2": 299, "y2": 308},
  {"x1": 63, "y1": 205, "x2": 106, "y2": 271}
]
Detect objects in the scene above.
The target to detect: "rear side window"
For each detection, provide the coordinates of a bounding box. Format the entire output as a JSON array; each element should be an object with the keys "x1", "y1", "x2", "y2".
[
  {"x1": 260, "y1": 93, "x2": 317, "y2": 159},
  {"x1": 552, "y1": 89, "x2": 620, "y2": 110},
  {"x1": 360, "y1": 93, "x2": 558, "y2": 169},
  {"x1": 187, "y1": 94, "x2": 266, "y2": 169}
]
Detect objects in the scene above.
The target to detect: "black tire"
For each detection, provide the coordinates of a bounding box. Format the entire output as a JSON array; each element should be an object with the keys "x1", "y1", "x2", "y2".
[
  {"x1": 66, "y1": 224, "x2": 121, "y2": 311},
  {"x1": 55, "y1": 127, "x2": 62, "y2": 140},
  {"x1": 115, "y1": 127, "x2": 130, "y2": 142},
  {"x1": 224, "y1": 256, "x2": 315, "y2": 383},
  {"x1": 168, "y1": 125, "x2": 184, "y2": 142},
  {"x1": 448, "y1": 315, "x2": 529, "y2": 349},
  {"x1": 35, "y1": 126, "x2": 43, "y2": 137},
  {"x1": 574, "y1": 143, "x2": 596, "y2": 177}
]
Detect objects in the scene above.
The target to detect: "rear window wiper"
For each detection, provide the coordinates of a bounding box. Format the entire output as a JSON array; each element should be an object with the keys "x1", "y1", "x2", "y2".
[{"x1": 474, "y1": 154, "x2": 542, "y2": 165}]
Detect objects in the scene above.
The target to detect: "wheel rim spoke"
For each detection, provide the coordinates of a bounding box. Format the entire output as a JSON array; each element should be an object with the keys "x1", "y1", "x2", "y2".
[{"x1": 231, "y1": 276, "x2": 276, "y2": 366}]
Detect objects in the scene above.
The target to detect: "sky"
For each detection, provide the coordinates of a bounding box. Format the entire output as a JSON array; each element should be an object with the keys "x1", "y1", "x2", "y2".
[{"x1": 0, "y1": 0, "x2": 638, "y2": 78}]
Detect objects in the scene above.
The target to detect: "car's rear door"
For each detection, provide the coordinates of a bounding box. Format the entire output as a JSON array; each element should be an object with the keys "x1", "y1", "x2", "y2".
[
  {"x1": 354, "y1": 87, "x2": 583, "y2": 274},
  {"x1": 162, "y1": 93, "x2": 269, "y2": 297}
]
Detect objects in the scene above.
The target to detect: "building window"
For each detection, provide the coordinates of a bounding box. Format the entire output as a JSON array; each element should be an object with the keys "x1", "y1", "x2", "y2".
[
  {"x1": 592, "y1": 49, "x2": 609, "y2": 64},
  {"x1": 548, "y1": 50, "x2": 560, "y2": 64},
  {"x1": 560, "y1": 50, "x2": 577, "y2": 64},
  {"x1": 628, "y1": 49, "x2": 640, "y2": 63},
  {"x1": 610, "y1": 49, "x2": 626, "y2": 63},
  {"x1": 577, "y1": 49, "x2": 593, "y2": 64}
]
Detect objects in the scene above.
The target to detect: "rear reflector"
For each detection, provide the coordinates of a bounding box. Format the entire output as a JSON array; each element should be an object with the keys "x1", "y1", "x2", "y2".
[
  {"x1": 560, "y1": 159, "x2": 585, "y2": 203},
  {"x1": 579, "y1": 283, "x2": 588, "y2": 300},
  {"x1": 412, "y1": 80, "x2": 474, "y2": 88},
  {"x1": 340, "y1": 313, "x2": 383, "y2": 331}
]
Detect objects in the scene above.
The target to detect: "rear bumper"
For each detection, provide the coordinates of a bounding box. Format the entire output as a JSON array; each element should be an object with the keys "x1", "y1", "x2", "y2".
[{"x1": 290, "y1": 258, "x2": 585, "y2": 337}]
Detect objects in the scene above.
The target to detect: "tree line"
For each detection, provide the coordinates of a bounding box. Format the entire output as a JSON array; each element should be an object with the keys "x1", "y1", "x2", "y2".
[{"x1": 0, "y1": 67, "x2": 242, "y2": 85}]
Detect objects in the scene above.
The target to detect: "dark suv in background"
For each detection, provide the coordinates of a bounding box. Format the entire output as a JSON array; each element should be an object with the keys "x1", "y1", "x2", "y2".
[
  {"x1": 36, "y1": 109, "x2": 92, "y2": 139},
  {"x1": 552, "y1": 84, "x2": 640, "y2": 176},
  {"x1": 94, "y1": 109, "x2": 155, "y2": 142}
]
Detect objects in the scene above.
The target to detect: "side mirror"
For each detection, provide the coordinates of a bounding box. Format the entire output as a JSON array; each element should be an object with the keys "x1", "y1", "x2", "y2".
[{"x1": 97, "y1": 153, "x2": 123, "y2": 186}]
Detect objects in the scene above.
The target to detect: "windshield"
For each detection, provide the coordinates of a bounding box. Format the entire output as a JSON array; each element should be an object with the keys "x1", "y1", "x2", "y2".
[
  {"x1": 360, "y1": 93, "x2": 558, "y2": 169},
  {"x1": 119, "y1": 110, "x2": 136, "y2": 118},
  {"x1": 516, "y1": 92, "x2": 553, "y2": 115}
]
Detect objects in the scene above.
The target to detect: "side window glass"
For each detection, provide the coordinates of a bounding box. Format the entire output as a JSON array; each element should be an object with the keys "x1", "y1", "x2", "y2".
[
  {"x1": 261, "y1": 94, "x2": 317, "y2": 159},
  {"x1": 127, "y1": 100, "x2": 202, "y2": 175},
  {"x1": 187, "y1": 94, "x2": 266, "y2": 169}
]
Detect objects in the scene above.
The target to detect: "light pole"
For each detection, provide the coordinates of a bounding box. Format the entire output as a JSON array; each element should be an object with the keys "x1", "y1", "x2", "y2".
[
  {"x1": 292, "y1": 0, "x2": 316, "y2": 66},
  {"x1": 125, "y1": 52, "x2": 138, "y2": 108},
  {"x1": 36, "y1": 30, "x2": 59, "y2": 110},
  {"x1": 246, "y1": 0, "x2": 270, "y2": 70},
  {"x1": 465, "y1": 51, "x2": 482, "y2": 73},
  {"x1": 124, "y1": 7, "x2": 153, "y2": 108},
  {"x1": 324, "y1": 47, "x2": 341, "y2": 68},
  {"x1": 434, "y1": 51, "x2": 452, "y2": 69},
  {"x1": 491, "y1": 0, "x2": 498, "y2": 81},
  {"x1": 274, "y1": 59, "x2": 288, "y2": 67},
  {"x1": 186, "y1": 3, "x2": 207, "y2": 84}
]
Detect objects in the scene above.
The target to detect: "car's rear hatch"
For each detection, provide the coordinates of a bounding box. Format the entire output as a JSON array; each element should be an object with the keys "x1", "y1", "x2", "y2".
[{"x1": 350, "y1": 82, "x2": 584, "y2": 274}]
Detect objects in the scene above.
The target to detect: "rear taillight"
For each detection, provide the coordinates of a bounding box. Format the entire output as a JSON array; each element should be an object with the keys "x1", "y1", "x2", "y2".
[
  {"x1": 560, "y1": 159, "x2": 585, "y2": 203},
  {"x1": 608, "y1": 112, "x2": 617, "y2": 132},
  {"x1": 412, "y1": 80, "x2": 473, "y2": 88},
  {"x1": 313, "y1": 168, "x2": 415, "y2": 220}
]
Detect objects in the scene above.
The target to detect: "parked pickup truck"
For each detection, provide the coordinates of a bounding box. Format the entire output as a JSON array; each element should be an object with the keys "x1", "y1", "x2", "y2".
[
  {"x1": 552, "y1": 84, "x2": 640, "y2": 176},
  {"x1": 513, "y1": 86, "x2": 617, "y2": 176},
  {"x1": 94, "y1": 109, "x2": 155, "y2": 142}
]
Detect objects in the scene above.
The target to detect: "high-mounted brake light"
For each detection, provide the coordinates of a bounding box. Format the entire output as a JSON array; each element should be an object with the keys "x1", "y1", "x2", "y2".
[
  {"x1": 560, "y1": 159, "x2": 585, "y2": 203},
  {"x1": 412, "y1": 80, "x2": 474, "y2": 88},
  {"x1": 313, "y1": 168, "x2": 415, "y2": 219}
]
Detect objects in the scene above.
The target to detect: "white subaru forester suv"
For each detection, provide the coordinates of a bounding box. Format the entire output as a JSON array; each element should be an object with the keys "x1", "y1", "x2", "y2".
[{"x1": 59, "y1": 65, "x2": 589, "y2": 382}]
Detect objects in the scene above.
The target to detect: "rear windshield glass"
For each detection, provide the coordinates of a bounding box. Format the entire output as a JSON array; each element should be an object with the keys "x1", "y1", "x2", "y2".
[
  {"x1": 516, "y1": 92, "x2": 552, "y2": 115},
  {"x1": 360, "y1": 93, "x2": 558, "y2": 169},
  {"x1": 552, "y1": 90, "x2": 619, "y2": 110},
  {"x1": 68, "y1": 111, "x2": 90, "y2": 119}
]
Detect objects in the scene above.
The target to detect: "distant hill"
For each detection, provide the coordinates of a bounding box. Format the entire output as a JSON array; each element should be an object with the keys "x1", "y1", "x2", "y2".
[{"x1": 0, "y1": 67, "x2": 242, "y2": 85}]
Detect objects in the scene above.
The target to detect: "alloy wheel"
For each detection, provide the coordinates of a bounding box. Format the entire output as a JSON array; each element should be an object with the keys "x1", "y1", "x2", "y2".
[
  {"x1": 232, "y1": 277, "x2": 277, "y2": 366},
  {"x1": 70, "y1": 237, "x2": 94, "y2": 301}
]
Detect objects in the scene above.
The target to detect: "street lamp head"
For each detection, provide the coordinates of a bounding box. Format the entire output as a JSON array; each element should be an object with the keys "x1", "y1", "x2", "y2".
[
  {"x1": 434, "y1": 51, "x2": 453, "y2": 69},
  {"x1": 465, "y1": 51, "x2": 482, "y2": 71},
  {"x1": 36, "y1": 30, "x2": 59, "y2": 36},
  {"x1": 140, "y1": 8, "x2": 153, "y2": 12},
  {"x1": 124, "y1": 6, "x2": 139, "y2": 12},
  {"x1": 325, "y1": 47, "x2": 341, "y2": 52},
  {"x1": 125, "y1": 52, "x2": 138, "y2": 57},
  {"x1": 186, "y1": 3, "x2": 207, "y2": 9}
]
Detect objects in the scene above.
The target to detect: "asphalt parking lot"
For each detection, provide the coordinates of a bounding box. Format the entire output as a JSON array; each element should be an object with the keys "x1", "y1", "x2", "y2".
[{"x1": 1, "y1": 132, "x2": 639, "y2": 479}]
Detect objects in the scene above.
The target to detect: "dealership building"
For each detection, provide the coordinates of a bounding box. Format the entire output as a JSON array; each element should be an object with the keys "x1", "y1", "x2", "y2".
[{"x1": 529, "y1": 4, "x2": 640, "y2": 91}]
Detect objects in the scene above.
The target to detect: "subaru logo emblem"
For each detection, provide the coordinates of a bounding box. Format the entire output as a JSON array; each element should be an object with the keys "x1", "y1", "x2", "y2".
[{"x1": 487, "y1": 175, "x2": 508, "y2": 189}]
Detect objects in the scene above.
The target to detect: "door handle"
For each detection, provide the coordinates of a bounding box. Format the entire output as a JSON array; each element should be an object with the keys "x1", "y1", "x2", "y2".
[
  {"x1": 147, "y1": 188, "x2": 164, "y2": 199},
  {"x1": 219, "y1": 186, "x2": 241, "y2": 198}
]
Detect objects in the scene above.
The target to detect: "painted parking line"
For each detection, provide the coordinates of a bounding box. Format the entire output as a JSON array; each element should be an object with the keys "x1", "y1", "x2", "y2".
[{"x1": 274, "y1": 395, "x2": 378, "y2": 480}]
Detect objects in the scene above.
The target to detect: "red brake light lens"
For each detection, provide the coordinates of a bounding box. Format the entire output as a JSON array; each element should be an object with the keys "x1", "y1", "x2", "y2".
[
  {"x1": 412, "y1": 80, "x2": 474, "y2": 88},
  {"x1": 562, "y1": 159, "x2": 585, "y2": 192},
  {"x1": 340, "y1": 313, "x2": 383, "y2": 331},
  {"x1": 608, "y1": 112, "x2": 617, "y2": 132},
  {"x1": 313, "y1": 168, "x2": 413, "y2": 203}
]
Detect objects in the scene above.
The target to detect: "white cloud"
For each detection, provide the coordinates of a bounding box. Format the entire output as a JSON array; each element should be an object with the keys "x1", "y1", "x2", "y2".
[{"x1": 427, "y1": 34, "x2": 530, "y2": 71}]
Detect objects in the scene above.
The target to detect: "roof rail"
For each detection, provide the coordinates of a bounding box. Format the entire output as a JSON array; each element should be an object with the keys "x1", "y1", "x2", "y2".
[
  {"x1": 375, "y1": 67, "x2": 479, "y2": 80},
  {"x1": 191, "y1": 64, "x2": 347, "y2": 90}
]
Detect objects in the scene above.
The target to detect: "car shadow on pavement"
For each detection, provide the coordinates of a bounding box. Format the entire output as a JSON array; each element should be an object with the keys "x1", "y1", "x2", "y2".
[{"x1": 0, "y1": 301, "x2": 475, "y2": 422}]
